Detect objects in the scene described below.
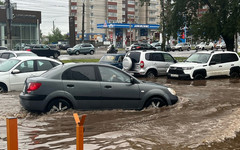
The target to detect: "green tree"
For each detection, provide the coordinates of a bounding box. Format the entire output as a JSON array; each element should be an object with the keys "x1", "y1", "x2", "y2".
[
  {"x1": 0, "y1": 1, "x2": 4, "y2": 5},
  {"x1": 171, "y1": 0, "x2": 240, "y2": 51},
  {"x1": 47, "y1": 27, "x2": 64, "y2": 44}
]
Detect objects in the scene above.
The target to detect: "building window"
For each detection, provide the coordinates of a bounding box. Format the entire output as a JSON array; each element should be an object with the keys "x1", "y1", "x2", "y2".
[
  {"x1": 108, "y1": 12, "x2": 117, "y2": 17},
  {"x1": 91, "y1": 20, "x2": 94, "y2": 24},
  {"x1": 108, "y1": 5, "x2": 117, "y2": 10},
  {"x1": 128, "y1": 0, "x2": 135, "y2": 5},
  {"x1": 149, "y1": 18, "x2": 156, "y2": 22},
  {"x1": 91, "y1": 28, "x2": 94, "y2": 32},
  {"x1": 71, "y1": 0, "x2": 77, "y2": 2},
  {"x1": 128, "y1": 7, "x2": 134, "y2": 11},
  {"x1": 71, "y1": 6, "x2": 77, "y2": 10},
  {"x1": 149, "y1": 11, "x2": 156, "y2": 15},
  {"x1": 90, "y1": 5, "x2": 93, "y2": 9},
  {"x1": 91, "y1": 13, "x2": 93, "y2": 16}
]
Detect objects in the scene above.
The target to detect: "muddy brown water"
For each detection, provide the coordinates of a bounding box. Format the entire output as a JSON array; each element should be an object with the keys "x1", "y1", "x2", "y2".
[{"x1": 0, "y1": 77, "x2": 240, "y2": 150}]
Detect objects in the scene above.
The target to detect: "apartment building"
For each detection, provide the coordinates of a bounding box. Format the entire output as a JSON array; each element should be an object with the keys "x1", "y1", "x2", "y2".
[{"x1": 69, "y1": 0, "x2": 161, "y2": 41}]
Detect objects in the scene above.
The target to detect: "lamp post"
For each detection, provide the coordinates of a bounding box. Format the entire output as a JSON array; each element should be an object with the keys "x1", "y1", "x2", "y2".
[{"x1": 81, "y1": 0, "x2": 85, "y2": 43}]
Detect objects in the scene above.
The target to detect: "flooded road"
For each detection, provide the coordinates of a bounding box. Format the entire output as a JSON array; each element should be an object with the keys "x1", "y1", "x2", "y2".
[{"x1": 0, "y1": 77, "x2": 240, "y2": 149}]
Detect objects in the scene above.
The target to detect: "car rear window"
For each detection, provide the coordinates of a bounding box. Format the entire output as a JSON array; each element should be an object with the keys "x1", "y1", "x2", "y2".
[
  {"x1": 221, "y1": 53, "x2": 239, "y2": 63},
  {"x1": 127, "y1": 52, "x2": 140, "y2": 63}
]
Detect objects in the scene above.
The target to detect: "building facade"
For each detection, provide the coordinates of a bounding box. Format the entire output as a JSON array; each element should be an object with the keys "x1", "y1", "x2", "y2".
[
  {"x1": 69, "y1": 0, "x2": 161, "y2": 42},
  {"x1": 0, "y1": 6, "x2": 41, "y2": 50}
]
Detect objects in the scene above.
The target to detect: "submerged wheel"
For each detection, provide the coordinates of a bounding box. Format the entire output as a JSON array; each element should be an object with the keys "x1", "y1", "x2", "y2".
[
  {"x1": 194, "y1": 74, "x2": 204, "y2": 80},
  {"x1": 0, "y1": 84, "x2": 7, "y2": 93},
  {"x1": 146, "y1": 70, "x2": 156, "y2": 78},
  {"x1": 47, "y1": 99, "x2": 71, "y2": 112},
  {"x1": 230, "y1": 72, "x2": 240, "y2": 78},
  {"x1": 145, "y1": 97, "x2": 166, "y2": 108}
]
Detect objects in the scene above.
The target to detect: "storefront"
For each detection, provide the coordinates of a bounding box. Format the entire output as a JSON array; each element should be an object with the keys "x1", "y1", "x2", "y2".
[
  {"x1": 97, "y1": 23, "x2": 160, "y2": 48},
  {"x1": 0, "y1": 9, "x2": 41, "y2": 50}
]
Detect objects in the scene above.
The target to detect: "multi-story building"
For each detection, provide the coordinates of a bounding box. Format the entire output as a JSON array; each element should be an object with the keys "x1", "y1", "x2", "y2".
[{"x1": 69, "y1": 0, "x2": 161, "y2": 42}]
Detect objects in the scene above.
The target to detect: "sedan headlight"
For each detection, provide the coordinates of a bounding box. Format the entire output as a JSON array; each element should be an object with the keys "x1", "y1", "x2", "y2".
[
  {"x1": 182, "y1": 67, "x2": 194, "y2": 70},
  {"x1": 168, "y1": 88, "x2": 177, "y2": 96}
]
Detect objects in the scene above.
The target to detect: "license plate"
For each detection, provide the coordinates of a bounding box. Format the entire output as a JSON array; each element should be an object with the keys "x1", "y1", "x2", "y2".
[{"x1": 171, "y1": 74, "x2": 179, "y2": 77}]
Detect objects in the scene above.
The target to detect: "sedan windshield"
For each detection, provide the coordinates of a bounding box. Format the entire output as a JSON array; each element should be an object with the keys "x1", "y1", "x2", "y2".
[
  {"x1": 0, "y1": 59, "x2": 20, "y2": 72},
  {"x1": 186, "y1": 53, "x2": 211, "y2": 63},
  {"x1": 73, "y1": 44, "x2": 81, "y2": 49},
  {"x1": 100, "y1": 55, "x2": 117, "y2": 62}
]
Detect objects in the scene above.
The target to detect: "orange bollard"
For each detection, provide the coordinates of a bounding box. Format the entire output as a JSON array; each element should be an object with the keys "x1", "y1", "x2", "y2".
[
  {"x1": 6, "y1": 117, "x2": 18, "y2": 150},
  {"x1": 73, "y1": 113, "x2": 86, "y2": 150}
]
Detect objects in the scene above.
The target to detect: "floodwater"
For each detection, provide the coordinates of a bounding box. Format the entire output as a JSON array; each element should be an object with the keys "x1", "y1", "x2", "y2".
[{"x1": 0, "y1": 77, "x2": 240, "y2": 150}]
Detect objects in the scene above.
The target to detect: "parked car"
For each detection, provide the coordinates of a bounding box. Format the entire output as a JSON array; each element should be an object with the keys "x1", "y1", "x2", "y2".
[
  {"x1": 0, "y1": 56, "x2": 62, "y2": 93},
  {"x1": 216, "y1": 42, "x2": 226, "y2": 49},
  {"x1": 59, "y1": 44, "x2": 70, "y2": 50},
  {"x1": 19, "y1": 63, "x2": 178, "y2": 112},
  {"x1": 0, "y1": 46, "x2": 7, "y2": 50},
  {"x1": 125, "y1": 43, "x2": 140, "y2": 52},
  {"x1": 0, "y1": 51, "x2": 37, "y2": 59},
  {"x1": 153, "y1": 43, "x2": 172, "y2": 51},
  {"x1": 126, "y1": 43, "x2": 156, "y2": 52},
  {"x1": 0, "y1": 51, "x2": 37, "y2": 64},
  {"x1": 122, "y1": 50, "x2": 177, "y2": 78},
  {"x1": 67, "y1": 43, "x2": 95, "y2": 55},
  {"x1": 195, "y1": 42, "x2": 214, "y2": 50},
  {"x1": 171, "y1": 43, "x2": 191, "y2": 51},
  {"x1": 167, "y1": 50, "x2": 240, "y2": 79},
  {"x1": 25, "y1": 44, "x2": 60, "y2": 59},
  {"x1": 99, "y1": 53, "x2": 125, "y2": 69}
]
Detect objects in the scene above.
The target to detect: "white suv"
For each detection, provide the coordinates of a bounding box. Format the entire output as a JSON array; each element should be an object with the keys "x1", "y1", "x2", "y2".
[
  {"x1": 167, "y1": 50, "x2": 240, "y2": 79},
  {"x1": 123, "y1": 50, "x2": 177, "y2": 77}
]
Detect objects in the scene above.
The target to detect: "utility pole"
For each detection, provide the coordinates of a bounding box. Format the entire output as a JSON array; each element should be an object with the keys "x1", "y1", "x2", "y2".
[
  {"x1": 53, "y1": 20, "x2": 55, "y2": 31},
  {"x1": 5, "y1": 0, "x2": 13, "y2": 50},
  {"x1": 81, "y1": 1, "x2": 85, "y2": 43}
]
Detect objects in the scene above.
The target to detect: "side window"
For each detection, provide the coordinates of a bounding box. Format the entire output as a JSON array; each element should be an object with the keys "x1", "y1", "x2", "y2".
[
  {"x1": 37, "y1": 60, "x2": 54, "y2": 71},
  {"x1": 99, "y1": 66, "x2": 130, "y2": 83},
  {"x1": 163, "y1": 53, "x2": 174, "y2": 62},
  {"x1": 210, "y1": 54, "x2": 221, "y2": 64},
  {"x1": 118, "y1": 56, "x2": 124, "y2": 62},
  {"x1": 221, "y1": 54, "x2": 239, "y2": 63},
  {"x1": 62, "y1": 66, "x2": 96, "y2": 81},
  {"x1": 16, "y1": 60, "x2": 34, "y2": 73},
  {"x1": 9, "y1": 53, "x2": 15, "y2": 58},
  {"x1": 34, "y1": 45, "x2": 41, "y2": 48},
  {"x1": 152, "y1": 53, "x2": 164, "y2": 61},
  {"x1": 1, "y1": 53, "x2": 9, "y2": 59}
]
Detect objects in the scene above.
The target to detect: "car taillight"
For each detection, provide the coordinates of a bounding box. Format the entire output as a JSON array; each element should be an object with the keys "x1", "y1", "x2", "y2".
[
  {"x1": 136, "y1": 46, "x2": 141, "y2": 49},
  {"x1": 26, "y1": 49, "x2": 31, "y2": 51},
  {"x1": 140, "y1": 61, "x2": 144, "y2": 68},
  {"x1": 27, "y1": 82, "x2": 42, "y2": 93}
]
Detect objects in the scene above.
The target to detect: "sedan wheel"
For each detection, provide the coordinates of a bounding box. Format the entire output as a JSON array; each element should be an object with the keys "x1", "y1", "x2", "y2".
[
  {"x1": 146, "y1": 97, "x2": 165, "y2": 108},
  {"x1": 47, "y1": 99, "x2": 71, "y2": 112}
]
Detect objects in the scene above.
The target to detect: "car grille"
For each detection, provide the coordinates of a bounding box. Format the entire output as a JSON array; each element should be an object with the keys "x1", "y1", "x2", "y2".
[{"x1": 168, "y1": 67, "x2": 184, "y2": 74}]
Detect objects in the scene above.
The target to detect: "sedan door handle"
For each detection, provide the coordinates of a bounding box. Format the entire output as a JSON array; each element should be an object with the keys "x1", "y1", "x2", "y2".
[
  {"x1": 104, "y1": 85, "x2": 112, "y2": 89},
  {"x1": 67, "y1": 84, "x2": 74, "y2": 88},
  {"x1": 219, "y1": 65, "x2": 222, "y2": 67}
]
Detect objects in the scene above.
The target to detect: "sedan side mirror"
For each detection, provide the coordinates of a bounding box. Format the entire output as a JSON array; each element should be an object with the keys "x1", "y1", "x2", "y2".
[
  {"x1": 12, "y1": 69, "x2": 20, "y2": 74},
  {"x1": 130, "y1": 77, "x2": 135, "y2": 84}
]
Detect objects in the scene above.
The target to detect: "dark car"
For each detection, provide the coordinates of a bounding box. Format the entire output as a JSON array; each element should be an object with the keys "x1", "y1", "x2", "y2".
[
  {"x1": 131, "y1": 43, "x2": 156, "y2": 51},
  {"x1": 19, "y1": 63, "x2": 178, "y2": 112},
  {"x1": 0, "y1": 46, "x2": 7, "y2": 50},
  {"x1": 99, "y1": 53, "x2": 125, "y2": 69},
  {"x1": 25, "y1": 44, "x2": 60, "y2": 59}
]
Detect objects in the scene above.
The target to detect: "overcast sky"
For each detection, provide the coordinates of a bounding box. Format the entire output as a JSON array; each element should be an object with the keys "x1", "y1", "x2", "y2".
[{"x1": 11, "y1": 0, "x2": 69, "y2": 35}]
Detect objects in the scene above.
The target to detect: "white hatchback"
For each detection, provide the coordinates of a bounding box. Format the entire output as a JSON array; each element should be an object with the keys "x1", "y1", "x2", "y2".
[{"x1": 0, "y1": 56, "x2": 62, "y2": 92}]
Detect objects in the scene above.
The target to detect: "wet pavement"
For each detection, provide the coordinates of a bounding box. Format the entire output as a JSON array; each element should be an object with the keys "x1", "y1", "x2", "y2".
[{"x1": 0, "y1": 77, "x2": 240, "y2": 149}]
